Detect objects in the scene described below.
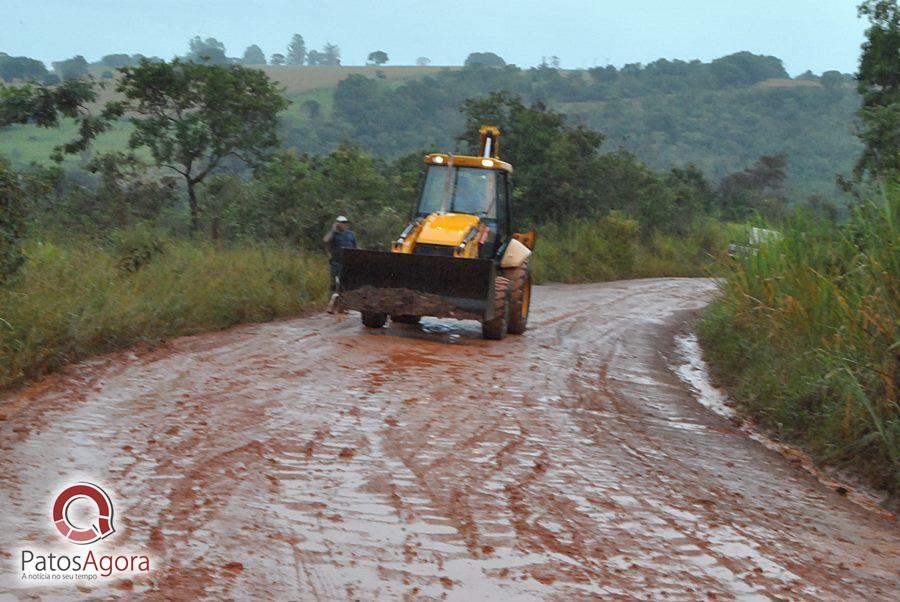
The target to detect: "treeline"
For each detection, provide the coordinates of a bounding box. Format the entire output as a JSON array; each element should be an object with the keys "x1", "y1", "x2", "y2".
[
  {"x1": 1, "y1": 64, "x2": 819, "y2": 280},
  {"x1": 282, "y1": 52, "x2": 859, "y2": 196}
]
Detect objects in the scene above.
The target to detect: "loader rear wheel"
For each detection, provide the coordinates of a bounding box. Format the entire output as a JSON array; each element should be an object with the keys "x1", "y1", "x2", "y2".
[
  {"x1": 481, "y1": 276, "x2": 510, "y2": 340},
  {"x1": 391, "y1": 314, "x2": 421, "y2": 324},
  {"x1": 361, "y1": 311, "x2": 388, "y2": 328},
  {"x1": 503, "y1": 263, "x2": 532, "y2": 335}
]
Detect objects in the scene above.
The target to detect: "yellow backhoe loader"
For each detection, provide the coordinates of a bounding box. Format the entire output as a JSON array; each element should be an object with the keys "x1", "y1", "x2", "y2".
[{"x1": 339, "y1": 126, "x2": 535, "y2": 340}]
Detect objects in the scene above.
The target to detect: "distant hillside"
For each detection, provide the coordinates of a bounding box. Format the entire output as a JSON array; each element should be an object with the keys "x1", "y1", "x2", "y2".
[{"x1": 0, "y1": 56, "x2": 861, "y2": 198}]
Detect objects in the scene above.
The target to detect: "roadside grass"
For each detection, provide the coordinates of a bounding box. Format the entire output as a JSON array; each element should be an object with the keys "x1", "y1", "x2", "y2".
[
  {"x1": 698, "y1": 186, "x2": 899, "y2": 493},
  {"x1": 532, "y1": 213, "x2": 734, "y2": 283},
  {"x1": 0, "y1": 234, "x2": 329, "y2": 390}
]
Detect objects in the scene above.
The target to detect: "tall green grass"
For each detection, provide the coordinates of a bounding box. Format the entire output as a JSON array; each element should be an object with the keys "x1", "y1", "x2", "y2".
[
  {"x1": 0, "y1": 234, "x2": 329, "y2": 389},
  {"x1": 532, "y1": 213, "x2": 735, "y2": 283},
  {"x1": 699, "y1": 186, "x2": 899, "y2": 493},
  {"x1": 1, "y1": 214, "x2": 733, "y2": 392}
]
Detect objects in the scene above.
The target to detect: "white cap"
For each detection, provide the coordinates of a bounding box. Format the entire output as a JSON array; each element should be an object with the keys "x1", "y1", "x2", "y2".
[{"x1": 336, "y1": 215, "x2": 349, "y2": 223}]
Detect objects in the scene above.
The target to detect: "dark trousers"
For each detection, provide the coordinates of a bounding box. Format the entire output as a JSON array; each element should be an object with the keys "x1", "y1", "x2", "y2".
[{"x1": 329, "y1": 261, "x2": 341, "y2": 292}]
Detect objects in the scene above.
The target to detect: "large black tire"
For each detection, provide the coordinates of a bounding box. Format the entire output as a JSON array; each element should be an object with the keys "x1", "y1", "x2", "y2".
[
  {"x1": 391, "y1": 314, "x2": 421, "y2": 324},
  {"x1": 502, "y1": 263, "x2": 532, "y2": 335},
  {"x1": 481, "y1": 276, "x2": 510, "y2": 340},
  {"x1": 361, "y1": 311, "x2": 388, "y2": 328}
]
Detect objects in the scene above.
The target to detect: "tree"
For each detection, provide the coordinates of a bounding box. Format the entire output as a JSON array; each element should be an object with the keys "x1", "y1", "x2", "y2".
[
  {"x1": 334, "y1": 75, "x2": 379, "y2": 122},
  {"x1": 270, "y1": 53, "x2": 286, "y2": 65},
  {"x1": 415, "y1": 57, "x2": 431, "y2": 67},
  {"x1": 0, "y1": 160, "x2": 27, "y2": 284},
  {"x1": 367, "y1": 50, "x2": 389, "y2": 66},
  {"x1": 187, "y1": 36, "x2": 229, "y2": 65},
  {"x1": 709, "y1": 51, "x2": 788, "y2": 86},
  {"x1": 287, "y1": 34, "x2": 307, "y2": 65},
  {"x1": 321, "y1": 43, "x2": 341, "y2": 66},
  {"x1": 717, "y1": 154, "x2": 789, "y2": 220},
  {"x1": 104, "y1": 59, "x2": 289, "y2": 232},
  {"x1": 306, "y1": 51, "x2": 322, "y2": 66},
  {"x1": 302, "y1": 99, "x2": 321, "y2": 118},
  {"x1": 0, "y1": 78, "x2": 108, "y2": 159},
  {"x1": 0, "y1": 55, "x2": 47, "y2": 82},
  {"x1": 51, "y1": 55, "x2": 89, "y2": 81},
  {"x1": 242, "y1": 45, "x2": 266, "y2": 65},
  {"x1": 855, "y1": 0, "x2": 900, "y2": 180},
  {"x1": 464, "y1": 52, "x2": 506, "y2": 68},
  {"x1": 100, "y1": 54, "x2": 133, "y2": 69}
]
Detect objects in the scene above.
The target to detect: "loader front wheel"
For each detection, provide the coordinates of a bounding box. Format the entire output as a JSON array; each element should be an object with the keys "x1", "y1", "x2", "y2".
[
  {"x1": 361, "y1": 311, "x2": 388, "y2": 328},
  {"x1": 503, "y1": 263, "x2": 531, "y2": 335},
  {"x1": 481, "y1": 276, "x2": 510, "y2": 340},
  {"x1": 391, "y1": 314, "x2": 421, "y2": 324}
]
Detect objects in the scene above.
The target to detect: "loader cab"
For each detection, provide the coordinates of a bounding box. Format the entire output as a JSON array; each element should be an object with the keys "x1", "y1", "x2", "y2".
[{"x1": 416, "y1": 158, "x2": 513, "y2": 256}]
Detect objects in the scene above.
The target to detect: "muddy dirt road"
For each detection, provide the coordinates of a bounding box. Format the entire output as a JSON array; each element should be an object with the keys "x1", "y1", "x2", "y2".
[{"x1": 1, "y1": 278, "x2": 897, "y2": 600}]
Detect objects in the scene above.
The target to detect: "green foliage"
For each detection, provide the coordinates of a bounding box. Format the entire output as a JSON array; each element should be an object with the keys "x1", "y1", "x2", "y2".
[
  {"x1": 99, "y1": 54, "x2": 134, "y2": 69},
  {"x1": 110, "y1": 223, "x2": 167, "y2": 272},
  {"x1": 367, "y1": 51, "x2": 389, "y2": 66},
  {"x1": 0, "y1": 78, "x2": 109, "y2": 160},
  {"x1": 0, "y1": 235, "x2": 329, "y2": 389},
  {"x1": 105, "y1": 59, "x2": 289, "y2": 230},
  {"x1": 51, "y1": 56, "x2": 89, "y2": 81},
  {"x1": 242, "y1": 45, "x2": 266, "y2": 66},
  {"x1": 699, "y1": 186, "x2": 900, "y2": 492},
  {"x1": 287, "y1": 34, "x2": 307, "y2": 65},
  {"x1": 0, "y1": 54, "x2": 47, "y2": 82},
  {"x1": 532, "y1": 214, "x2": 728, "y2": 283},
  {"x1": 0, "y1": 161, "x2": 27, "y2": 283},
  {"x1": 280, "y1": 54, "x2": 858, "y2": 197},
  {"x1": 856, "y1": 0, "x2": 900, "y2": 180},
  {"x1": 187, "y1": 37, "x2": 229, "y2": 65},
  {"x1": 716, "y1": 154, "x2": 789, "y2": 221},
  {"x1": 710, "y1": 51, "x2": 788, "y2": 86},
  {"x1": 465, "y1": 52, "x2": 506, "y2": 68}
]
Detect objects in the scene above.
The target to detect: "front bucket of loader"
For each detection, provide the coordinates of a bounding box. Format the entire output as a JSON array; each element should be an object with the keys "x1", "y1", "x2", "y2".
[{"x1": 339, "y1": 249, "x2": 497, "y2": 320}]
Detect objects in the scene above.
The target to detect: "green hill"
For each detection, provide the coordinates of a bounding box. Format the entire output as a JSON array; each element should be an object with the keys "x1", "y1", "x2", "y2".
[{"x1": 0, "y1": 57, "x2": 861, "y2": 198}]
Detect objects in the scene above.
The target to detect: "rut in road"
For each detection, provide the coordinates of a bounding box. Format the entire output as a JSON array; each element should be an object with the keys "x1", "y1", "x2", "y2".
[{"x1": 1, "y1": 278, "x2": 897, "y2": 600}]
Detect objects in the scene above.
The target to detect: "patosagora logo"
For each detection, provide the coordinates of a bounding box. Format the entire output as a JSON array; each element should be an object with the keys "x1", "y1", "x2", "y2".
[
  {"x1": 52, "y1": 483, "x2": 115, "y2": 544},
  {"x1": 18, "y1": 482, "x2": 151, "y2": 583}
]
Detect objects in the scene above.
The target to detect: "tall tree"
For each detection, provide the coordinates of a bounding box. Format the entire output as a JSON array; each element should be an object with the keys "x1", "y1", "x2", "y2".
[
  {"x1": 103, "y1": 59, "x2": 289, "y2": 232},
  {"x1": 242, "y1": 45, "x2": 266, "y2": 65},
  {"x1": 367, "y1": 50, "x2": 389, "y2": 66},
  {"x1": 187, "y1": 37, "x2": 229, "y2": 65},
  {"x1": 287, "y1": 34, "x2": 307, "y2": 65},
  {"x1": 321, "y1": 43, "x2": 341, "y2": 66},
  {"x1": 856, "y1": 0, "x2": 900, "y2": 180},
  {"x1": 51, "y1": 55, "x2": 89, "y2": 81},
  {"x1": 464, "y1": 52, "x2": 506, "y2": 68},
  {"x1": 0, "y1": 55, "x2": 47, "y2": 82}
]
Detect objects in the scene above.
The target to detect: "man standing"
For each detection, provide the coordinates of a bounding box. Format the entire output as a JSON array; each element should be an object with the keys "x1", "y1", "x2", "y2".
[{"x1": 323, "y1": 215, "x2": 357, "y2": 312}]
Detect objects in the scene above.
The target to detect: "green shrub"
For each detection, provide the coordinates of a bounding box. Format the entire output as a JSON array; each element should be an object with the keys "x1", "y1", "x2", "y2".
[
  {"x1": 0, "y1": 237, "x2": 329, "y2": 389},
  {"x1": 699, "y1": 186, "x2": 899, "y2": 493}
]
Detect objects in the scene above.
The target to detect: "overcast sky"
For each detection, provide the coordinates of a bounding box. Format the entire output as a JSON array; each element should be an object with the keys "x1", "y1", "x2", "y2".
[{"x1": 4, "y1": 1, "x2": 867, "y2": 75}]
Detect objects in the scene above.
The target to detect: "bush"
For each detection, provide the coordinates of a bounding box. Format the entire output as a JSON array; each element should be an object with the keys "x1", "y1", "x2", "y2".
[
  {"x1": 0, "y1": 162, "x2": 27, "y2": 284},
  {"x1": 699, "y1": 186, "x2": 900, "y2": 493},
  {"x1": 0, "y1": 237, "x2": 329, "y2": 389},
  {"x1": 533, "y1": 214, "x2": 727, "y2": 283},
  {"x1": 110, "y1": 225, "x2": 167, "y2": 272}
]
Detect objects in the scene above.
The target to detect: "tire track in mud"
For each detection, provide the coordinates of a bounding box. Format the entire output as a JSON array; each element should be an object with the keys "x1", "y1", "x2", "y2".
[{"x1": 1, "y1": 278, "x2": 897, "y2": 600}]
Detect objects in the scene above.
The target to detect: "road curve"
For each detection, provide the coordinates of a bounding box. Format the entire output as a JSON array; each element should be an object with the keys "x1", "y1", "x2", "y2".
[{"x1": 1, "y1": 278, "x2": 897, "y2": 600}]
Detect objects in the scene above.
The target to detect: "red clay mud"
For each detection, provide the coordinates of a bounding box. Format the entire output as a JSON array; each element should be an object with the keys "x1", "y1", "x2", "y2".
[{"x1": 1, "y1": 278, "x2": 897, "y2": 600}]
